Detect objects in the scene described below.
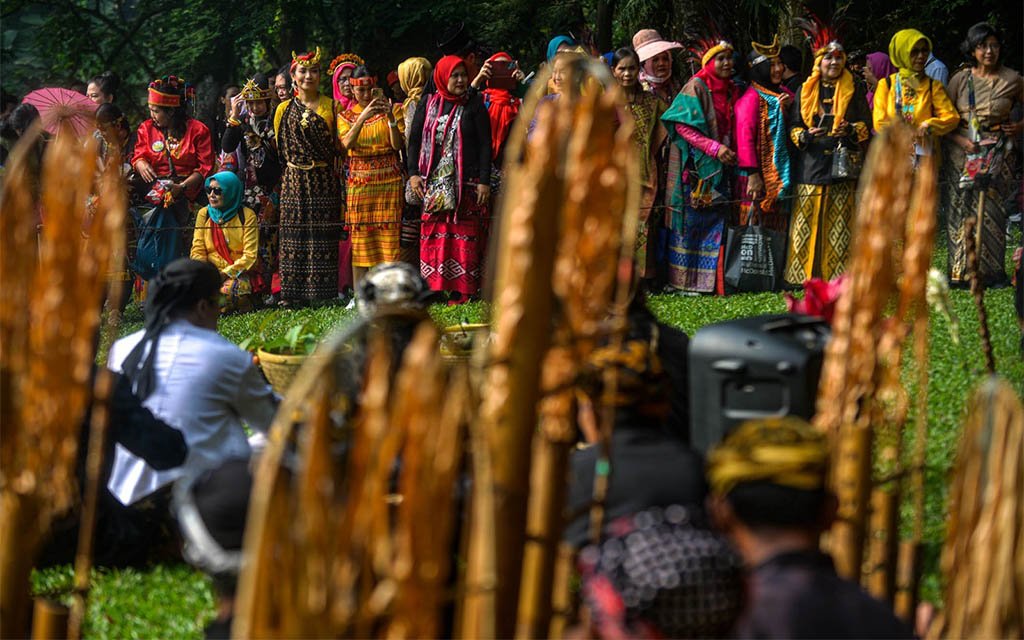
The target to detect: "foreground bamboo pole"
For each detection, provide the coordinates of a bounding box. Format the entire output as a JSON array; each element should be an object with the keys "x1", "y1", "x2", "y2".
[{"x1": 0, "y1": 126, "x2": 122, "y2": 637}]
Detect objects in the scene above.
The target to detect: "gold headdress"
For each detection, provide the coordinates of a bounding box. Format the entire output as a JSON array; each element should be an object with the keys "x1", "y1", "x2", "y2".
[
  {"x1": 749, "y1": 35, "x2": 780, "y2": 67},
  {"x1": 239, "y1": 77, "x2": 272, "y2": 102},
  {"x1": 291, "y1": 47, "x2": 323, "y2": 68},
  {"x1": 328, "y1": 53, "x2": 366, "y2": 75}
]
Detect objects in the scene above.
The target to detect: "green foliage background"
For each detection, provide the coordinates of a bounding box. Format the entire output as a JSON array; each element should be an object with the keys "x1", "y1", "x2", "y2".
[{"x1": 2, "y1": 0, "x2": 1020, "y2": 125}]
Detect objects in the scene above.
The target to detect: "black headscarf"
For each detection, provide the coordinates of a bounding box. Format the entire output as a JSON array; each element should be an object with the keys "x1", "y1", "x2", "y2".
[
  {"x1": 747, "y1": 51, "x2": 779, "y2": 92},
  {"x1": 121, "y1": 259, "x2": 222, "y2": 399}
]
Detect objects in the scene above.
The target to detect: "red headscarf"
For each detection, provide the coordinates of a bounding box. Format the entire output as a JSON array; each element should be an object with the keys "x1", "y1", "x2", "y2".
[
  {"x1": 482, "y1": 52, "x2": 521, "y2": 161},
  {"x1": 693, "y1": 56, "x2": 738, "y2": 137},
  {"x1": 433, "y1": 54, "x2": 468, "y2": 104}
]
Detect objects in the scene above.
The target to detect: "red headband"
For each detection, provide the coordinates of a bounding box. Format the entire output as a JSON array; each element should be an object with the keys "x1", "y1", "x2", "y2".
[
  {"x1": 349, "y1": 76, "x2": 376, "y2": 87},
  {"x1": 148, "y1": 88, "x2": 181, "y2": 107}
]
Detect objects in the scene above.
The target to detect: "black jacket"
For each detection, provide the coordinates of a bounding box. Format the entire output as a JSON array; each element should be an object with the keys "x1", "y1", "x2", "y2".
[
  {"x1": 407, "y1": 93, "x2": 492, "y2": 185},
  {"x1": 787, "y1": 81, "x2": 871, "y2": 186},
  {"x1": 564, "y1": 419, "x2": 708, "y2": 548}
]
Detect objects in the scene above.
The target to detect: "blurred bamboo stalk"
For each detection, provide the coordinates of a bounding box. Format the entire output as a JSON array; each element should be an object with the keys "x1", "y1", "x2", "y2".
[
  {"x1": 815, "y1": 126, "x2": 936, "y2": 595},
  {"x1": 0, "y1": 125, "x2": 123, "y2": 638},
  {"x1": 928, "y1": 378, "x2": 1024, "y2": 638}
]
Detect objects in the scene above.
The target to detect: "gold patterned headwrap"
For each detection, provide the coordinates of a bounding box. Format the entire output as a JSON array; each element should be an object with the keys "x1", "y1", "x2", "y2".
[
  {"x1": 707, "y1": 417, "x2": 829, "y2": 496},
  {"x1": 239, "y1": 77, "x2": 272, "y2": 102},
  {"x1": 749, "y1": 35, "x2": 780, "y2": 67}
]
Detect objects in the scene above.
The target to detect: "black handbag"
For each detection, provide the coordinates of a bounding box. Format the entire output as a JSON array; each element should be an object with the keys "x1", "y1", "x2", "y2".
[{"x1": 724, "y1": 203, "x2": 786, "y2": 293}]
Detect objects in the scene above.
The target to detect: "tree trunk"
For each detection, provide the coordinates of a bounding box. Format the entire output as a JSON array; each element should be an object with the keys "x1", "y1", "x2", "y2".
[{"x1": 595, "y1": 0, "x2": 615, "y2": 53}]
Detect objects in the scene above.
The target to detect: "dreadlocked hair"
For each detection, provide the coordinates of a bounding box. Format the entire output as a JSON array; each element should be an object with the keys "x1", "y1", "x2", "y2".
[{"x1": 121, "y1": 259, "x2": 222, "y2": 399}]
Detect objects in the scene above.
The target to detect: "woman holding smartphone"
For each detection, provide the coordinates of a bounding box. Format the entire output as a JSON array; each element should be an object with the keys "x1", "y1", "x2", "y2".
[{"x1": 337, "y1": 66, "x2": 405, "y2": 288}]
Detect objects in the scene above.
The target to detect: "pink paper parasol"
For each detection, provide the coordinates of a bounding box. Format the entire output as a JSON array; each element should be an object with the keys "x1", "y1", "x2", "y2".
[{"x1": 22, "y1": 88, "x2": 98, "y2": 139}]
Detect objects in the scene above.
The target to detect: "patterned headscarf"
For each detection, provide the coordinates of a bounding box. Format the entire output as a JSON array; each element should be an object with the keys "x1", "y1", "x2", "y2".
[
  {"x1": 706, "y1": 416, "x2": 829, "y2": 497},
  {"x1": 579, "y1": 506, "x2": 744, "y2": 639}
]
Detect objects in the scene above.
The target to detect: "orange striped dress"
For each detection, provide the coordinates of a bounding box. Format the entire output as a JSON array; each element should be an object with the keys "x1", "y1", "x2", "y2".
[{"x1": 337, "y1": 105, "x2": 405, "y2": 267}]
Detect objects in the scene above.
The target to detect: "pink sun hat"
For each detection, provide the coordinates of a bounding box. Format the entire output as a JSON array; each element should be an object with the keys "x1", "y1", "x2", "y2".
[{"x1": 632, "y1": 29, "x2": 683, "y2": 63}]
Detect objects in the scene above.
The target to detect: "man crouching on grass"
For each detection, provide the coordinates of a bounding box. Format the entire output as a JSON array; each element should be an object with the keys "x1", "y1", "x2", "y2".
[{"x1": 105, "y1": 259, "x2": 278, "y2": 558}]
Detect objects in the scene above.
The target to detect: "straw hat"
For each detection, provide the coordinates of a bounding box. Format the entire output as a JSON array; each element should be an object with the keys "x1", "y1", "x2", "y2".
[{"x1": 632, "y1": 29, "x2": 683, "y2": 63}]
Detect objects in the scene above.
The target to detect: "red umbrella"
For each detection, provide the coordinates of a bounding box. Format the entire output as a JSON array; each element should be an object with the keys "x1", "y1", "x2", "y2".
[{"x1": 22, "y1": 88, "x2": 98, "y2": 139}]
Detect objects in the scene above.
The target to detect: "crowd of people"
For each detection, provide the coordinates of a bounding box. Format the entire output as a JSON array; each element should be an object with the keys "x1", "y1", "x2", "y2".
[{"x1": 2, "y1": 19, "x2": 1021, "y2": 311}]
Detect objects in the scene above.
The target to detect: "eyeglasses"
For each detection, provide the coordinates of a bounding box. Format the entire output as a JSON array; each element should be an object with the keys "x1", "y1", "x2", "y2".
[
  {"x1": 206, "y1": 186, "x2": 223, "y2": 195},
  {"x1": 975, "y1": 42, "x2": 1000, "y2": 51}
]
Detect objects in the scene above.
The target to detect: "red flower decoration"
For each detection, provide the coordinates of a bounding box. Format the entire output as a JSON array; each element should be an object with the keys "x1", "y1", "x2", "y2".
[{"x1": 785, "y1": 275, "x2": 846, "y2": 324}]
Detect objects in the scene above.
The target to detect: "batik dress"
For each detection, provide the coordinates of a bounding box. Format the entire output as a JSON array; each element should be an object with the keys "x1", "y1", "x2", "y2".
[
  {"x1": 943, "y1": 66, "x2": 1023, "y2": 286},
  {"x1": 734, "y1": 83, "x2": 793, "y2": 231},
  {"x1": 661, "y1": 75, "x2": 737, "y2": 294},
  {"x1": 274, "y1": 96, "x2": 341, "y2": 301},
  {"x1": 337, "y1": 104, "x2": 404, "y2": 267},
  {"x1": 785, "y1": 79, "x2": 871, "y2": 284},
  {"x1": 625, "y1": 91, "x2": 667, "y2": 279}
]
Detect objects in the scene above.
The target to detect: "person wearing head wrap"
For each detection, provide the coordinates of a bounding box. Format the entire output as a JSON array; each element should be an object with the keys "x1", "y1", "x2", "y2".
[
  {"x1": 578, "y1": 506, "x2": 744, "y2": 639},
  {"x1": 863, "y1": 52, "x2": 896, "y2": 109},
  {"x1": 406, "y1": 55, "x2": 492, "y2": 299},
  {"x1": 273, "y1": 48, "x2": 342, "y2": 305},
  {"x1": 706, "y1": 417, "x2": 914, "y2": 639},
  {"x1": 190, "y1": 171, "x2": 260, "y2": 312},
  {"x1": 565, "y1": 292, "x2": 704, "y2": 548},
  {"x1": 220, "y1": 74, "x2": 282, "y2": 302},
  {"x1": 632, "y1": 29, "x2": 683, "y2": 103},
  {"x1": 397, "y1": 57, "x2": 432, "y2": 135},
  {"x1": 337, "y1": 66, "x2": 406, "y2": 288},
  {"x1": 328, "y1": 53, "x2": 365, "y2": 111},
  {"x1": 546, "y1": 35, "x2": 576, "y2": 62},
  {"x1": 611, "y1": 47, "x2": 668, "y2": 281},
  {"x1": 943, "y1": 22, "x2": 1024, "y2": 289},
  {"x1": 132, "y1": 75, "x2": 214, "y2": 257},
  {"x1": 783, "y1": 19, "x2": 871, "y2": 286},
  {"x1": 661, "y1": 36, "x2": 739, "y2": 294},
  {"x1": 873, "y1": 29, "x2": 959, "y2": 157},
  {"x1": 734, "y1": 36, "x2": 793, "y2": 238},
  {"x1": 108, "y1": 258, "x2": 278, "y2": 508},
  {"x1": 480, "y1": 52, "x2": 522, "y2": 177}
]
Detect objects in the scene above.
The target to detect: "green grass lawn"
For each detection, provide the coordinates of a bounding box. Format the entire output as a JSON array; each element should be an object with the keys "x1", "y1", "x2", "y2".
[{"x1": 37, "y1": 235, "x2": 1023, "y2": 638}]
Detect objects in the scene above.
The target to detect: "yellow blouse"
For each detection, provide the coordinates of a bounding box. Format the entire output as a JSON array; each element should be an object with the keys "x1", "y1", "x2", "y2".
[
  {"x1": 336, "y1": 104, "x2": 405, "y2": 156},
  {"x1": 273, "y1": 96, "x2": 337, "y2": 140},
  {"x1": 873, "y1": 74, "x2": 959, "y2": 135},
  {"x1": 190, "y1": 206, "x2": 259, "y2": 278}
]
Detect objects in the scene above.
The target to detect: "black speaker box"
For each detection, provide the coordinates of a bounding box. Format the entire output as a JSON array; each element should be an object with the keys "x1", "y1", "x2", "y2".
[{"x1": 687, "y1": 313, "x2": 830, "y2": 452}]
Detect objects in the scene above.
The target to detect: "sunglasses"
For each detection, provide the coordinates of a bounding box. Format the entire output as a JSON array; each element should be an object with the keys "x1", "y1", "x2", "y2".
[{"x1": 206, "y1": 186, "x2": 223, "y2": 195}]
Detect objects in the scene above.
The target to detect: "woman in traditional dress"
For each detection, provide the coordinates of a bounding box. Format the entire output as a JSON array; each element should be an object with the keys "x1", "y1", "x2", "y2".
[
  {"x1": 407, "y1": 55, "x2": 492, "y2": 299},
  {"x1": 661, "y1": 38, "x2": 739, "y2": 294},
  {"x1": 481, "y1": 51, "x2": 523, "y2": 196},
  {"x1": 632, "y1": 29, "x2": 683, "y2": 104},
  {"x1": 873, "y1": 29, "x2": 959, "y2": 161},
  {"x1": 132, "y1": 76, "x2": 214, "y2": 269},
  {"x1": 329, "y1": 53, "x2": 365, "y2": 112},
  {"x1": 190, "y1": 170, "x2": 259, "y2": 312},
  {"x1": 398, "y1": 57, "x2": 432, "y2": 135},
  {"x1": 273, "y1": 48, "x2": 342, "y2": 305},
  {"x1": 735, "y1": 36, "x2": 794, "y2": 233},
  {"x1": 337, "y1": 66, "x2": 405, "y2": 287},
  {"x1": 784, "y1": 24, "x2": 871, "y2": 285},
  {"x1": 220, "y1": 74, "x2": 281, "y2": 301},
  {"x1": 943, "y1": 23, "x2": 1023, "y2": 288},
  {"x1": 612, "y1": 47, "x2": 667, "y2": 283}
]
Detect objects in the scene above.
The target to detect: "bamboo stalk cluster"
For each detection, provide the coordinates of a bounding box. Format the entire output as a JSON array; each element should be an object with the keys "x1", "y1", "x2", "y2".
[
  {"x1": 0, "y1": 125, "x2": 125, "y2": 637},
  {"x1": 235, "y1": 60, "x2": 639, "y2": 639},
  {"x1": 814, "y1": 124, "x2": 937, "y2": 618}
]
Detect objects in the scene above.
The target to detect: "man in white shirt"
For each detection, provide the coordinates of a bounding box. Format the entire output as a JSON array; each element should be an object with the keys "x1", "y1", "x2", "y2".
[{"x1": 108, "y1": 259, "x2": 278, "y2": 507}]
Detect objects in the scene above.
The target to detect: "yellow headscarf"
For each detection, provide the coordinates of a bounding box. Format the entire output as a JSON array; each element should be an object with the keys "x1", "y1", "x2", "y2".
[
  {"x1": 889, "y1": 29, "x2": 931, "y2": 81},
  {"x1": 798, "y1": 45, "x2": 855, "y2": 135},
  {"x1": 707, "y1": 417, "x2": 829, "y2": 496},
  {"x1": 398, "y1": 57, "x2": 432, "y2": 107}
]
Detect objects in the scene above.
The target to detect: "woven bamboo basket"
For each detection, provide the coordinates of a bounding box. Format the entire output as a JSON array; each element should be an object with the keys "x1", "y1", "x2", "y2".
[{"x1": 256, "y1": 349, "x2": 308, "y2": 394}]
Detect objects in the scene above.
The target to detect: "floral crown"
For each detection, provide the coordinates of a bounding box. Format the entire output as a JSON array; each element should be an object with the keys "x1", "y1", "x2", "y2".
[{"x1": 328, "y1": 53, "x2": 365, "y2": 74}]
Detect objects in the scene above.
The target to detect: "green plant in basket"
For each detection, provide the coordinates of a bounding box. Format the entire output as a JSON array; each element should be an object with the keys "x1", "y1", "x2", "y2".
[{"x1": 238, "y1": 312, "x2": 320, "y2": 356}]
